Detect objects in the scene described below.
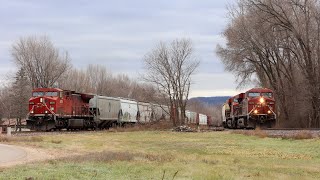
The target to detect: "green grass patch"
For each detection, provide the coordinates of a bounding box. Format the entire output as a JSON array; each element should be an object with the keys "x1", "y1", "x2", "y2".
[{"x1": 1, "y1": 131, "x2": 320, "y2": 179}]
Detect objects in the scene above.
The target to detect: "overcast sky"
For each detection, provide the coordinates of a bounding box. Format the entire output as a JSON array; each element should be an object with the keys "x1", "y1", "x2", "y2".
[{"x1": 0, "y1": 0, "x2": 246, "y2": 97}]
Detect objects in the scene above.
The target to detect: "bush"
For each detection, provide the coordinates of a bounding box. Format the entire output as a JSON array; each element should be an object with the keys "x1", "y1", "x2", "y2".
[
  {"x1": 282, "y1": 131, "x2": 314, "y2": 140},
  {"x1": 51, "y1": 139, "x2": 62, "y2": 144}
]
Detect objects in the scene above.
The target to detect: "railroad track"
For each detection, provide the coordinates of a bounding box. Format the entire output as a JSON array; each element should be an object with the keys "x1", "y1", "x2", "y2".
[
  {"x1": 266, "y1": 128, "x2": 320, "y2": 131},
  {"x1": 11, "y1": 130, "x2": 103, "y2": 136},
  {"x1": 8, "y1": 127, "x2": 320, "y2": 137}
]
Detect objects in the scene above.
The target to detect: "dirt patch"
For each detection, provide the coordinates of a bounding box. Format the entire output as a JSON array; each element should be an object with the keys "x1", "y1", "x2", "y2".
[{"x1": 0, "y1": 145, "x2": 52, "y2": 168}]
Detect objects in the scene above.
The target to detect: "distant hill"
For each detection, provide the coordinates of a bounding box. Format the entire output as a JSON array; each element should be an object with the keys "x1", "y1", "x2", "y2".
[{"x1": 190, "y1": 96, "x2": 231, "y2": 106}]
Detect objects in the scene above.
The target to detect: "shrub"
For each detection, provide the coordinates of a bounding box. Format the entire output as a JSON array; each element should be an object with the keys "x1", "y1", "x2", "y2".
[
  {"x1": 282, "y1": 131, "x2": 314, "y2": 140},
  {"x1": 51, "y1": 139, "x2": 62, "y2": 144}
]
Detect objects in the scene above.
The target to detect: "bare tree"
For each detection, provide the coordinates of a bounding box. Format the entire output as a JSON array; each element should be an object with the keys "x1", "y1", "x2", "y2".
[
  {"x1": 11, "y1": 68, "x2": 31, "y2": 131},
  {"x1": 0, "y1": 85, "x2": 14, "y2": 126},
  {"x1": 143, "y1": 39, "x2": 199, "y2": 126},
  {"x1": 11, "y1": 35, "x2": 71, "y2": 88}
]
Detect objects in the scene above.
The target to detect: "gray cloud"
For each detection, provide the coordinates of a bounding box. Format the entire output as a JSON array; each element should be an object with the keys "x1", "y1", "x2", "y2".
[{"x1": 0, "y1": 0, "x2": 244, "y2": 97}]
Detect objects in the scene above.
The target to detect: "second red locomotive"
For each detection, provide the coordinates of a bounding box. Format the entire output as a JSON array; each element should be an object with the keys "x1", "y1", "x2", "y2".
[{"x1": 222, "y1": 88, "x2": 276, "y2": 129}]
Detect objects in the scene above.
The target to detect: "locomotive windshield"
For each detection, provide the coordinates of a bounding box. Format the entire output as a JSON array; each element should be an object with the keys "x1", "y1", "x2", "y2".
[
  {"x1": 262, "y1": 92, "x2": 272, "y2": 98},
  {"x1": 32, "y1": 92, "x2": 44, "y2": 97},
  {"x1": 32, "y1": 92, "x2": 58, "y2": 97},
  {"x1": 248, "y1": 92, "x2": 260, "y2": 97},
  {"x1": 45, "y1": 92, "x2": 58, "y2": 96}
]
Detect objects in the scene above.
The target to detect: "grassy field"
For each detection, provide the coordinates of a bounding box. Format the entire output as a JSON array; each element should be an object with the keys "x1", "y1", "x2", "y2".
[{"x1": 1, "y1": 130, "x2": 320, "y2": 179}]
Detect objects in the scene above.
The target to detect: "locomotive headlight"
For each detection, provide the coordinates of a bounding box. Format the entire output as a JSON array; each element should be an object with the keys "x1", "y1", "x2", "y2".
[
  {"x1": 45, "y1": 110, "x2": 48, "y2": 114},
  {"x1": 30, "y1": 110, "x2": 34, "y2": 114},
  {"x1": 254, "y1": 110, "x2": 258, "y2": 114},
  {"x1": 40, "y1": 98, "x2": 43, "y2": 103},
  {"x1": 268, "y1": 110, "x2": 271, "y2": 114},
  {"x1": 259, "y1": 97, "x2": 265, "y2": 103},
  {"x1": 50, "y1": 107, "x2": 54, "y2": 111}
]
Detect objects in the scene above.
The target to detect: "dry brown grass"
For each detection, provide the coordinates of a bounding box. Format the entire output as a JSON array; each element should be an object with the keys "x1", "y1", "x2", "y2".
[
  {"x1": 281, "y1": 131, "x2": 314, "y2": 140},
  {"x1": 57, "y1": 151, "x2": 174, "y2": 163},
  {"x1": 0, "y1": 135, "x2": 43, "y2": 142},
  {"x1": 232, "y1": 129, "x2": 315, "y2": 139},
  {"x1": 51, "y1": 139, "x2": 62, "y2": 144},
  {"x1": 108, "y1": 120, "x2": 173, "y2": 132},
  {"x1": 232, "y1": 128, "x2": 268, "y2": 138}
]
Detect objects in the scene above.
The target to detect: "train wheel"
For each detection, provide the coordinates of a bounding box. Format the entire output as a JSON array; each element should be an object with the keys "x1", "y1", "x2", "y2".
[
  {"x1": 268, "y1": 120, "x2": 276, "y2": 128},
  {"x1": 223, "y1": 122, "x2": 227, "y2": 128},
  {"x1": 227, "y1": 119, "x2": 232, "y2": 129}
]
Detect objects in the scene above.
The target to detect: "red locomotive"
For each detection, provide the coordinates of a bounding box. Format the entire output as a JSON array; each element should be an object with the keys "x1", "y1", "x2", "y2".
[
  {"x1": 222, "y1": 88, "x2": 276, "y2": 129},
  {"x1": 27, "y1": 88, "x2": 95, "y2": 131}
]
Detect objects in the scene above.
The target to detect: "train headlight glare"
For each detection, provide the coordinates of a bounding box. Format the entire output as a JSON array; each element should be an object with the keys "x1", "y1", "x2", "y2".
[
  {"x1": 259, "y1": 97, "x2": 265, "y2": 103},
  {"x1": 40, "y1": 98, "x2": 43, "y2": 103},
  {"x1": 45, "y1": 111, "x2": 48, "y2": 114},
  {"x1": 268, "y1": 110, "x2": 271, "y2": 114},
  {"x1": 30, "y1": 110, "x2": 34, "y2": 114},
  {"x1": 254, "y1": 110, "x2": 258, "y2": 114}
]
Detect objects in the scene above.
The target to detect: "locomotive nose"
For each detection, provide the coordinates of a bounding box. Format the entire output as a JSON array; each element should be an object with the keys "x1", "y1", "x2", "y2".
[{"x1": 29, "y1": 97, "x2": 54, "y2": 114}]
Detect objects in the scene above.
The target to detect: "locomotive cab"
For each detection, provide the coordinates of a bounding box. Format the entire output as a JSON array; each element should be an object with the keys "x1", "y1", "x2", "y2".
[
  {"x1": 246, "y1": 89, "x2": 276, "y2": 128},
  {"x1": 27, "y1": 88, "x2": 96, "y2": 131},
  {"x1": 27, "y1": 88, "x2": 62, "y2": 131}
]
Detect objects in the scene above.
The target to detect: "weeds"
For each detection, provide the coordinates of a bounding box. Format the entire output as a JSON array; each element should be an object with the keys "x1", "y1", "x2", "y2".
[
  {"x1": 202, "y1": 159, "x2": 219, "y2": 165},
  {"x1": 281, "y1": 131, "x2": 314, "y2": 140},
  {"x1": 25, "y1": 177, "x2": 34, "y2": 180},
  {"x1": 233, "y1": 158, "x2": 240, "y2": 164},
  {"x1": 0, "y1": 136, "x2": 10, "y2": 142},
  {"x1": 232, "y1": 128, "x2": 267, "y2": 138},
  {"x1": 0, "y1": 135, "x2": 43, "y2": 142},
  {"x1": 108, "y1": 120, "x2": 173, "y2": 132},
  {"x1": 29, "y1": 136, "x2": 43, "y2": 142}
]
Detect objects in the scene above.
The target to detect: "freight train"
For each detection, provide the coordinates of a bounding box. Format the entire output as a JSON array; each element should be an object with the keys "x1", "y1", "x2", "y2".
[
  {"x1": 27, "y1": 88, "x2": 212, "y2": 131},
  {"x1": 222, "y1": 88, "x2": 276, "y2": 129}
]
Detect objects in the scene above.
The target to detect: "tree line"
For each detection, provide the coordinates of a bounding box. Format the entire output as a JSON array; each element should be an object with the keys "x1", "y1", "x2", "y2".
[{"x1": 217, "y1": 0, "x2": 320, "y2": 128}]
